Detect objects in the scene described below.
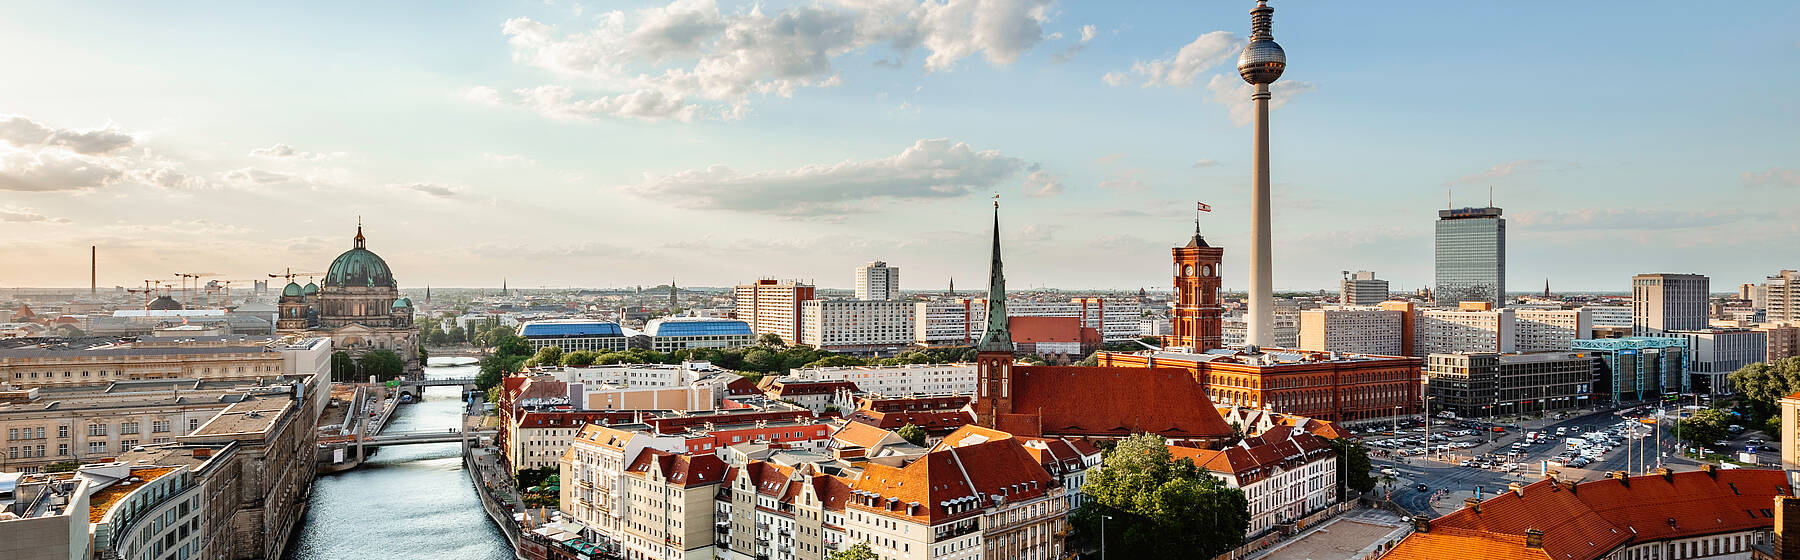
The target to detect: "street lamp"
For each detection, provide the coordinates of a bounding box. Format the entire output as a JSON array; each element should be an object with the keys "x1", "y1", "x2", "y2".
[{"x1": 1101, "y1": 514, "x2": 1113, "y2": 560}]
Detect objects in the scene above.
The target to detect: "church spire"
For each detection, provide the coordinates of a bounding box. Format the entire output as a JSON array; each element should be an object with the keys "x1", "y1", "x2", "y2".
[
  {"x1": 353, "y1": 217, "x2": 366, "y2": 249},
  {"x1": 977, "y1": 198, "x2": 1013, "y2": 353}
]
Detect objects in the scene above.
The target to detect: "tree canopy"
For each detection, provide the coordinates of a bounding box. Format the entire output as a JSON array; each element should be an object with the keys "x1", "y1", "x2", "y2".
[
  {"x1": 358, "y1": 349, "x2": 406, "y2": 382},
  {"x1": 1329, "y1": 438, "x2": 1374, "y2": 495},
  {"x1": 1677, "y1": 408, "x2": 1733, "y2": 447},
  {"x1": 1072, "y1": 433, "x2": 1250, "y2": 559},
  {"x1": 1728, "y1": 357, "x2": 1800, "y2": 421},
  {"x1": 825, "y1": 542, "x2": 876, "y2": 560},
  {"x1": 896, "y1": 423, "x2": 928, "y2": 447}
]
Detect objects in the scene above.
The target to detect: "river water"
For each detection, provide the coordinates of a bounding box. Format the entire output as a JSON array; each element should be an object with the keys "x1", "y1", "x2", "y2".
[{"x1": 286, "y1": 357, "x2": 513, "y2": 560}]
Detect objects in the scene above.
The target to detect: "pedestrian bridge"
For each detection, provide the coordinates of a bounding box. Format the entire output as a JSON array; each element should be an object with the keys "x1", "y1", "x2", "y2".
[{"x1": 362, "y1": 428, "x2": 497, "y2": 446}]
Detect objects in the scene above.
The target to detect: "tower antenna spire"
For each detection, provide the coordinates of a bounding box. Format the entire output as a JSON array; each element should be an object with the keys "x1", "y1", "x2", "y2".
[{"x1": 1238, "y1": 0, "x2": 1286, "y2": 349}]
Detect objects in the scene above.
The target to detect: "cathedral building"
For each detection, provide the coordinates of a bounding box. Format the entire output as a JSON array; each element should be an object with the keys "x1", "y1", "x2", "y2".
[
  {"x1": 278, "y1": 225, "x2": 420, "y2": 377},
  {"x1": 970, "y1": 204, "x2": 1236, "y2": 448}
]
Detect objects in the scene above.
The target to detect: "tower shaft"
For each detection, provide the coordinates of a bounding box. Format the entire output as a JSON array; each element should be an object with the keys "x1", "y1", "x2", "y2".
[{"x1": 1246, "y1": 83, "x2": 1275, "y2": 348}]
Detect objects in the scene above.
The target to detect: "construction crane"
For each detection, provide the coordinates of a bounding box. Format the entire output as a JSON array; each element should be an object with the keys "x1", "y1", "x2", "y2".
[
  {"x1": 204, "y1": 279, "x2": 263, "y2": 307},
  {"x1": 268, "y1": 269, "x2": 328, "y2": 289},
  {"x1": 173, "y1": 273, "x2": 217, "y2": 308}
]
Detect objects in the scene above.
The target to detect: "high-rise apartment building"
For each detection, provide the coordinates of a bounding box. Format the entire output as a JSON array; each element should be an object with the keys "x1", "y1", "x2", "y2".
[
  {"x1": 1298, "y1": 306, "x2": 1404, "y2": 356},
  {"x1": 1416, "y1": 303, "x2": 1592, "y2": 355},
  {"x1": 1766, "y1": 270, "x2": 1799, "y2": 322},
  {"x1": 1339, "y1": 271, "x2": 1390, "y2": 306},
  {"x1": 1632, "y1": 273, "x2": 1709, "y2": 336},
  {"x1": 853, "y1": 261, "x2": 900, "y2": 301},
  {"x1": 734, "y1": 279, "x2": 816, "y2": 344},
  {"x1": 799, "y1": 299, "x2": 915, "y2": 354},
  {"x1": 912, "y1": 298, "x2": 1143, "y2": 346},
  {"x1": 1755, "y1": 323, "x2": 1800, "y2": 363},
  {"x1": 1435, "y1": 206, "x2": 1506, "y2": 308}
]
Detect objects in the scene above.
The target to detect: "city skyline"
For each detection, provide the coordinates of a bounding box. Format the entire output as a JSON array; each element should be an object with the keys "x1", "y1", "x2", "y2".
[{"x1": 1, "y1": 1, "x2": 1796, "y2": 292}]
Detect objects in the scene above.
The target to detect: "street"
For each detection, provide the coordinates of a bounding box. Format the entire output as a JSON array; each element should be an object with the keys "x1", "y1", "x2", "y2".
[{"x1": 1359, "y1": 404, "x2": 1776, "y2": 516}]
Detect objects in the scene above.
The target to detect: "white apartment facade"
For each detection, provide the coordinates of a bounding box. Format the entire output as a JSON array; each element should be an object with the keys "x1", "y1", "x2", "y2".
[
  {"x1": 1298, "y1": 307, "x2": 1404, "y2": 356},
  {"x1": 1584, "y1": 305, "x2": 1632, "y2": 328},
  {"x1": 913, "y1": 298, "x2": 1144, "y2": 346},
  {"x1": 1224, "y1": 307, "x2": 1302, "y2": 349},
  {"x1": 1172, "y1": 429, "x2": 1338, "y2": 539},
  {"x1": 1340, "y1": 271, "x2": 1389, "y2": 306},
  {"x1": 786, "y1": 363, "x2": 977, "y2": 397},
  {"x1": 800, "y1": 300, "x2": 915, "y2": 353},
  {"x1": 561, "y1": 424, "x2": 689, "y2": 540},
  {"x1": 1766, "y1": 270, "x2": 1799, "y2": 323},
  {"x1": 1417, "y1": 307, "x2": 1592, "y2": 355},
  {"x1": 855, "y1": 261, "x2": 901, "y2": 301},
  {"x1": 1673, "y1": 328, "x2": 1768, "y2": 395}
]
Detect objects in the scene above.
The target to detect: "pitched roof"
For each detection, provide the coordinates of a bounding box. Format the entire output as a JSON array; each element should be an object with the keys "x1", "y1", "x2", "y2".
[
  {"x1": 624, "y1": 448, "x2": 729, "y2": 488},
  {"x1": 834, "y1": 421, "x2": 903, "y2": 450},
  {"x1": 848, "y1": 409, "x2": 974, "y2": 433},
  {"x1": 848, "y1": 436, "x2": 1054, "y2": 524},
  {"x1": 1008, "y1": 316, "x2": 1082, "y2": 343},
  {"x1": 1002, "y1": 365, "x2": 1234, "y2": 441},
  {"x1": 1389, "y1": 468, "x2": 1792, "y2": 560},
  {"x1": 1383, "y1": 527, "x2": 1552, "y2": 560},
  {"x1": 1167, "y1": 428, "x2": 1332, "y2": 482}
]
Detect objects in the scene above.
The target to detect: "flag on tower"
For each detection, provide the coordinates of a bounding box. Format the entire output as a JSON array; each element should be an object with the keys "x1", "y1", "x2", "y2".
[{"x1": 1197, "y1": 202, "x2": 1211, "y2": 212}]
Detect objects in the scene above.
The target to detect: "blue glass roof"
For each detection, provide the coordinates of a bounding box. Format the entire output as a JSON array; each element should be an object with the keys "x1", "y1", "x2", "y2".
[
  {"x1": 647, "y1": 319, "x2": 753, "y2": 337},
  {"x1": 520, "y1": 321, "x2": 625, "y2": 338}
]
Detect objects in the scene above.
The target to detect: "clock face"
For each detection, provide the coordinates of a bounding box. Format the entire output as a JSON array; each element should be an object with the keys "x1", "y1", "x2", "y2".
[
  {"x1": 1183, "y1": 264, "x2": 1194, "y2": 276},
  {"x1": 1202, "y1": 265, "x2": 1213, "y2": 276}
]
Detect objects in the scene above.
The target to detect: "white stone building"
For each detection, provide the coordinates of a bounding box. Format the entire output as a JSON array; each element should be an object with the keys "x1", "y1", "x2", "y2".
[
  {"x1": 799, "y1": 300, "x2": 915, "y2": 354},
  {"x1": 1171, "y1": 426, "x2": 1338, "y2": 539},
  {"x1": 855, "y1": 261, "x2": 901, "y2": 301},
  {"x1": 786, "y1": 363, "x2": 977, "y2": 397}
]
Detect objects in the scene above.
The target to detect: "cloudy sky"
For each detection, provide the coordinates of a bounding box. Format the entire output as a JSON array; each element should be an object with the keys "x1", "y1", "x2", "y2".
[{"x1": 1, "y1": 1, "x2": 1795, "y2": 293}]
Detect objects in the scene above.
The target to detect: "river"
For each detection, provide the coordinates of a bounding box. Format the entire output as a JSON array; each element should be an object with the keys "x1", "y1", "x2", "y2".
[{"x1": 285, "y1": 357, "x2": 514, "y2": 560}]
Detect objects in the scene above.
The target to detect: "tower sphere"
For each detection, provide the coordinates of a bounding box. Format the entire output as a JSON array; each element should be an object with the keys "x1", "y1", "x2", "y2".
[{"x1": 1238, "y1": 40, "x2": 1285, "y2": 84}]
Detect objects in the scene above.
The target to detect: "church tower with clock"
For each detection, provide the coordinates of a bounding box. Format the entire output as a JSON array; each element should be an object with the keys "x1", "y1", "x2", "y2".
[{"x1": 1170, "y1": 223, "x2": 1224, "y2": 352}]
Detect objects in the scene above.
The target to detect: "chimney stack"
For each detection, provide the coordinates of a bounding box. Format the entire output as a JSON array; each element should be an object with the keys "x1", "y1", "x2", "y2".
[
  {"x1": 1610, "y1": 471, "x2": 1629, "y2": 486},
  {"x1": 1412, "y1": 515, "x2": 1430, "y2": 533},
  {"x1": 1524, "y1": 529, "x2": 1544, "y2": 549},
  {"x1": 1776, "y1": 495, "x2": 1800, "y2": 559},
  {"x1": 1464, "y1": 497, "x2": 1481, "y2": 513},
  {"x1": 1700, "y1": 463, "x2": 1718, "y2": 478},
  {"x1": 1509, "y1": 482, "x2": 1524, "y2": 496},
  {"x1": 1654, "y1": 467, "x2": 1673, "y2": 481}
]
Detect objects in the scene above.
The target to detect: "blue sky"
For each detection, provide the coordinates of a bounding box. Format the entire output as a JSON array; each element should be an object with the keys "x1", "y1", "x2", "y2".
[{"x1": 0, "y1": 0, "x2": 1794, "y2": 293}]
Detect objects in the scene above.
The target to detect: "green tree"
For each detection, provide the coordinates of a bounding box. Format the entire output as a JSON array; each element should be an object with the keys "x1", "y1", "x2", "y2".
[
  {"x1": 330, "y1": 351, "x2": 356, "y2": 383},
  {"x1": 757, "y1": 332, "x2": 786, "y2": 347},
  {"x1": 742, "y1": 347, "x2": 782, "y2": 372},
  {"x1": 1073, "y1": 433, "x2": 1250, "y2": 559},
  {"x1": 805, "y1": 355, "x2": 869, "y2": 368},
  {"x1": 1075, "y1": 353, "x2": 1100, "y2": 367},
  {"x1": 897, "y1": 423, "x2": 928, "y2": 447},
  {"x1": 528, "y1": 345, "x2": 563, "y2": 368},
  {"x1": 1328, "y1": 438, "x2": 1375, "y2": 495},
  {"x1": 826, "y1": 542, "x2": 876, "y2": 560},
  {"x1": 1729, "y1": 358, "x2": 1800, "y2": 422},
  {"x1": 357, "y1": 349, "x2": 406, "y2": 382},
  {"x1": 562, "y1": 350, "x2": 600, "y2": 367},
  {"x1": 1678, "y1": 408, "x2": 1732, "y2": 446}
]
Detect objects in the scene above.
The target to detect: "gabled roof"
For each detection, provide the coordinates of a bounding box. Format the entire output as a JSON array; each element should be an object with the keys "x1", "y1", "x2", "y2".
[
  {"x1": 1002, "y1": 365, "x2": 1234, "y2": 441},
  {"x1": 1384, "y1": 527, "x2": 1551, "y2": 560},
  {"x1": 624, "y1": 448, "x2": 729, "y2": 488},
  {"x1": 833, "y1": 421, "x2": 903, "y2": 451},
  {"x1": 1389, "y1": 468, "x2": 1791, "y2": 560},
  {"x1": 847, "y1": 409, "x2": 973, "y2": 433},
  {"x1": 1168, "y1": 428, "x2": 1332, "y2": 482},
  {"x1": 848, "y1": 436, "x2": 1054, "y2": 524}
]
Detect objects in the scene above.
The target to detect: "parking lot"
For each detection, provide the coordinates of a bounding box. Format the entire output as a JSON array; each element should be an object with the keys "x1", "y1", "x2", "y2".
[{"x1": 1351, "y1": 404, "x2": 1778, "y2": 516}]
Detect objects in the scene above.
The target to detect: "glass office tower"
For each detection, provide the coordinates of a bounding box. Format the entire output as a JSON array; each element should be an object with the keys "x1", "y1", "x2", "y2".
[{"x1": 1435, "y1": 207, "x2": 1506, "y2": 308}]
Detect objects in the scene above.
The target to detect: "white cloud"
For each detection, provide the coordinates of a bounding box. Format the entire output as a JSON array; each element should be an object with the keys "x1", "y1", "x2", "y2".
[
  {"x1": 624, "y1": 138, "x2": 1031, "y2": 216},
  {"x1": 1444, "y1": 159, "x2": 1573, "y2": 187},
  {"x1": 1049, "y1": 23, "x2": 1096, "y2": 63},
  {"x1": 395, "y1": 182, "x2": 462, "y2": 198},
  {"x1": 0, "y1": 115, "x2": 135, "y2": 155},
  {"x1": 1108, "y1": 31, "x2": 1238, "y2": 87},
  {"x1": 1204, "y1": 74, "x2": 1315, "y2": 126},
  {"x1": 484, "y1": 0, "x2": 1060, "y2": 122},
  {"x1": 1192, "y1": 159, "x2": 1218, "y2": 168},
  {"x1": 222, "y1": 167, "x2": 292, "y2": 186},
  {"x1": 1742, "y1": 167, "x2": 1800, "y2": 189},
  {"x1": 1097, "y1": 168, "x2": 1147, "y2": 192},
  {"x1": 249, "y1": 143, "x2": 340, "y2": 160},
  {"x1": 0, "y1": 148, "x2": 126, "y2": 191},
  {"x1": 1022, "y1": 169, "x2": 1063, "y2": 197},
  {"x1": 0, "y1": 206, "x2": 70, "y2": 224}
]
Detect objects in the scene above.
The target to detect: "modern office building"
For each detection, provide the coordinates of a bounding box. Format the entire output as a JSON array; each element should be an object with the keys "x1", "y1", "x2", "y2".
[
  {"x1": 853, "y1": 261, "x2": 900, "y2": 301},
  {"x1": 1223, "y1": 305, "x2": 1301, "y2": 349},
  {"x1": 1766, "y1": 270, "x2": 1799, "y2": 323},
  {"x1": 1632, "y1": 273, "x2": 1710, "y2": 336},
  {"x1": 734, "y1": 279, "x2": 816, "y2": 344},
  {"x1": 1572, "y1": 337, "x2": 1689, "y2": 401},
  {"x1": 1585, "y1": 305, "x2": 1632, "y2": 329},
  {"x1": 1424, "y1": 352, "x2": 1596, "y2": 419},
  {"x1": 799, "y1": 299, "x2": 915, "y2": 355},
  {"x1": 518, "y1": 319, "x2": 629, "y2": 352},
  {"x1": 1298, "y1": 306, "x2": 1405, "y2": 356},
  {"x1": 1434, "y1": 206, "x2": 1506, "y2": 308},
  {"x1": 1339, "y1": 271, "x2": 1390, "y2": 306},
  {"x1": 641, "y1": 318, "x2": 754, "y2": 352},
  {"x1": 1672, "y1": 328, "x2": 1768, "y2": 394}
]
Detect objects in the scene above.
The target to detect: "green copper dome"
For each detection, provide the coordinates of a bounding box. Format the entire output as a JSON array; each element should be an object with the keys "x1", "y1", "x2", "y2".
[
  {"x1": 324, "y1": 226, "x2": 396, "y2": 289},
  {"x1": 282, "y1": 282, "x2": 304, "y2": 297},
  {"x1": 392, "y1": 297, "x2": 412, "y2": 309},
  {"x1": 302, "y1": 282, "x2": 319, "y2": 295}
]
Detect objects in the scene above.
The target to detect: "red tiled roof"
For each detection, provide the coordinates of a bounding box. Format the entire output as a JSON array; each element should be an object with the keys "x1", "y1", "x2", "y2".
[
  {"x1": 1383, "y1": 527, "x2": 1552, "y2": 560},
  {"x1": 514, "y1": 411, "x2": 639, "y2": 429},
  {"x1": 849, "y1": 436, "x2": 1054, "y2": 523},
  {"x1": 860, "y1": 395, "x2": 971, "y2": 413},
  {"x1": 1390, "y1": 468, "x2": 1792, "y2": 560},
  {"x1": 833, "y1": 421, "x2": 901, "y2": 450},
  {"x1": 762, "y1": 379, "x2": 860, "y2": 396},
  {"x1": 1009, "y1": 316, "x2": 1081, "y2": 343},
  {"x1": 624, "y1": 448, "x2": 729, "y2": 488},
  {"x1": 848, "y1": 409, "x2": 974, "y2": 433},
  {"x1": 1003, "y1": 365, "x2": 1234, "y2": 441},
  {"x1": 1167, "y1": 429, "x2": 1331, "y2": 482}
]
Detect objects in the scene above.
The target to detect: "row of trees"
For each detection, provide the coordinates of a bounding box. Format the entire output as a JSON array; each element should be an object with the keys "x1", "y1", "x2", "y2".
[
  {"x1": 1726, "y1": 356, "x2": 1800, "y2": 435},
  {"x1": 329, "y1": 349, "x2": 406, "y2": 382}
]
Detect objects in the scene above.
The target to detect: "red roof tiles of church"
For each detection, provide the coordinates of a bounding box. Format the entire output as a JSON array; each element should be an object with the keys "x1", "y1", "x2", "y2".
[
  {"x1": 849, "y1": 436, "x2": 1054, "y2": 524},
  {"x1": 1004, "y1": 365, "x2": 1234, "y2": 441}
]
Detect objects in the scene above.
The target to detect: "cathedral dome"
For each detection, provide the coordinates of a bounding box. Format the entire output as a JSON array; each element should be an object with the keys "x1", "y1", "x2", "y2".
[
  {"x1": 303, "y1": 282, "x2": 319, "y2": 296},
  {"x1": 392, "y1": 297, "x2": 412, "y2": 309},
  {"x1": 146, "y1": 295, "x2": 183, "y2": 311},
  {"x1": 282, "y1": 282, "x2": 304, "y2": 297},
  {"x1": 324, "y1": 225, "x2": 396, "y2": 289}
]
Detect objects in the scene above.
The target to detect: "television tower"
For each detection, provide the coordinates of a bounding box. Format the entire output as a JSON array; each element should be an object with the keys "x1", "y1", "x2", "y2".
[{"x1": 1239, "y1": 0, "x2": 1286, "y2": 349}]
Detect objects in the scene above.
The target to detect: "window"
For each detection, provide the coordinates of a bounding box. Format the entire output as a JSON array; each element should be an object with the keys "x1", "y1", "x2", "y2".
[
  {"x1": 88, "y1": 441, "x2": 107, "y2": 454},
  {"x1": 121, "y1": 422, "x2": 140, "y2": 435},
  {"x1": 153, "y1": 420, "x2": 172, "y2": 433},
  {"x1": 58, "y1": 426, "x2": 68, "y2": 438},
  {"x1": 188, "y1": 419, "x2": 200, "y2": 431},
  {"x1": 57, "y1": 443, "x2": 67, "y2": 456},
  {"x1": 89, "y1": 424, "x2": 108, "y2": 437}
]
